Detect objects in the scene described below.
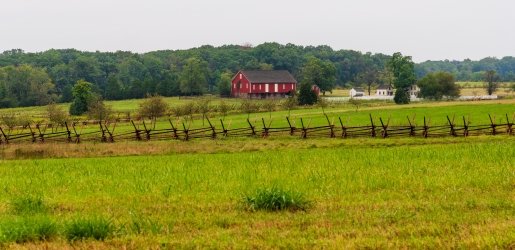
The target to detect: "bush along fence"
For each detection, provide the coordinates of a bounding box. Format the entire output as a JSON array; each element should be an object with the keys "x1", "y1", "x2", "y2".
[{"x1": 0, "y1": 114, "x2": 513, "y2": 144}]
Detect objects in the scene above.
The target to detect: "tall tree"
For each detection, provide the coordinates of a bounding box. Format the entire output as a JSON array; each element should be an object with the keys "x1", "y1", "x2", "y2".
[
  {"x1": 69, "y1": 80, "x2": 94, "y2": 115},
  {"x1": 484, "y1": 70, "x2": 499, "y2": 95},
  {"x1": 179, "y1": 57, "x2": 209, "y2": 95},
  {"x1": 387, "y1": 52, "x2": 415, "y2": 104},
  {"x1": 297, "y1": 82, "x2": 317, "y2": 105},
  {"x1": 356, "y1": 69, "x2": 379, "y2": 95},
  {"x1": 417, "y1": 72, "x2": 460, "y2": 100},
  {"x1": 105, "y1": 74, "x2": 122, "y2": 100},
  {"x1": 300, "y1": 57, "x2": 336, "y2": 95},
  {"x1": 0, "y1": 65, "x2": 57, "y2": 107},
  {"x1": 216, "y1": 71, "x2": 232, "y2": 97}
]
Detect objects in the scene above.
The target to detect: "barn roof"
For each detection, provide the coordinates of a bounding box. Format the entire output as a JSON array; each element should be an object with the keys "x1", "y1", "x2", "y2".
[
  {"x1": 353, "y1": 87, "x2": 365, "y2": 92},
  {"x1": 240, "y1": 70, "x2": 297, "y2": 83}
]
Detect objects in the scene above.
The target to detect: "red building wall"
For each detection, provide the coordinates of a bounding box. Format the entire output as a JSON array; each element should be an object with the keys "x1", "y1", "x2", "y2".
[
  {"x1": 231, "y1": 73, "x2": 250, "y2": 97},
  {"x1": 231, "y1": 72, "x2": 296, "y2": 97}
]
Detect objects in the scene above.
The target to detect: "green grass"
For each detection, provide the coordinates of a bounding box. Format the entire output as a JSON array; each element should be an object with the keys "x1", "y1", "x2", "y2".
[
  {"x1": 243, "y1": 186, "x2": 311, "y2": 212},
  {"x1": 10, "y1": 196, "x2": 49, "y2": 215},
  {"x1": 0, "y1": 136, "x2": 513, "y2": 248},
  {"x1": 0, "y1": 217, "x2": 58, "y2": 243},
  {"x1": 64, "y1": 217, "x2": 114, "y2": 241}
]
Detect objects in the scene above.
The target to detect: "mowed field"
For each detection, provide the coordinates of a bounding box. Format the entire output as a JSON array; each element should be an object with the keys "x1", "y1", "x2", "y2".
[{"x1": 0, "y1": 99, "x2": 514, "y2": 248}]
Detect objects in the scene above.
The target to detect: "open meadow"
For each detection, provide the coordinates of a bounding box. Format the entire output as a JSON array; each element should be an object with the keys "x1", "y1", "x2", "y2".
[{"x1": 0, "y1": 99, "x2": 514, "y2": 249}]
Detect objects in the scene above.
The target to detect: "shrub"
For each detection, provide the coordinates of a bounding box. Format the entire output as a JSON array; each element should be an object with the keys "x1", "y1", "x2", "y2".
[
  {"x1": 138, "y1": 94, "x2": 169, "y2": 120},
  {"x1": 11, "y1": 196, "x2": 48, "y2": 215},
  {"x1": 87, "y1": 97, "x2": 112, "y2": 121},
  {"x1": 65, "y1": 217, "x2": 114, "y2": 241},
  {"x1": 243, "y1": 186, "x2": 311, "y2": 212},
  {"x1": 0, "y1": 217, "x2": 57, "y2": 243},
  {"x1": 46, "y1": 103, "x2": 68, "y2": 125}
]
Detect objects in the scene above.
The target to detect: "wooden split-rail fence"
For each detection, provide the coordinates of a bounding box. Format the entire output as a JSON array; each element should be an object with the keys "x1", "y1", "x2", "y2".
[{"x1": 0, "y1": 114, "x2": 513, "y2": 144}]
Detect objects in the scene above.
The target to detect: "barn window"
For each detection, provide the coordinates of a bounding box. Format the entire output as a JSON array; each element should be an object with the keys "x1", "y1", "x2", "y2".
[
  {"x1": 282, "y1": 84, "x2": 285, "y2": 90},
  {"x1": 239, "y1": 74, "x2": 242, "y2": 80},
  {"x1": 253, "y1": 85, "x2": 255, "y2": 90}
]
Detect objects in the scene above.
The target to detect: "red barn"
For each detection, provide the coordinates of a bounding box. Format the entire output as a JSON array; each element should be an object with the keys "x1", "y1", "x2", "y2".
[
  {"x1": 311, "y1": 85, "x2": 321, "y2": 96},
  {"x1": 231, "y1": 70, "x2": 297, "y2": 98}
]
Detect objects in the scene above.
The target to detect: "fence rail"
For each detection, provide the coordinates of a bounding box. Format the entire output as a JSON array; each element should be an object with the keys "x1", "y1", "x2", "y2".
[{"x1": 0, "y1": 114, "x2": 513, "y2": 145}]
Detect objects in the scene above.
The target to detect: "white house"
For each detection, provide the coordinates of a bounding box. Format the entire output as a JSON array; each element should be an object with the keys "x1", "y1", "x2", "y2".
[
  {"x1": 408, "y1": 85, "x2": 420, "y2": 97},
  {"x1": 349, "y1": 87, "x2": 365, "y2": 97},
  {"x1": 376, "y1": 84, "x2": 394, "y2": 96}
]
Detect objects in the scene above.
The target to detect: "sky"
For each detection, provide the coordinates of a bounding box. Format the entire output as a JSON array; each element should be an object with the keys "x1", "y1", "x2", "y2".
[{"x1": 0, "y1": 0, "x2": 513, "y2": 62}]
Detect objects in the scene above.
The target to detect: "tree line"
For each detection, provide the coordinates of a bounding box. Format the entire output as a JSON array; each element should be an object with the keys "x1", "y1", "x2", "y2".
[
  {"x1": 416, "y1": 57, "x2": 515, "y2": 82},
  {"x1": 1, "y1": 43, "x2": 514, "y2": 109},
  {"x1": 0, "y1": 44, "x2": 390, "y2": 108}
]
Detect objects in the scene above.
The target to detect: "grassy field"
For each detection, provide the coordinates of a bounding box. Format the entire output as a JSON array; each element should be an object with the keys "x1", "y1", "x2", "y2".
[
  {"x1": 0, "y1": 94, "x2": 514, "y2": 248},
  {"x1": 0, "y1": 136, "x2": 514, "y2": 248}
]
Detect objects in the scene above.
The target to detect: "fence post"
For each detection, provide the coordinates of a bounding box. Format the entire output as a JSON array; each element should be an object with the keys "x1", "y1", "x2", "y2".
[
  {"x1": 131, "y1": 120, "x2": 142, "y2": 141},
  {"x1": 488, "y1": 114, "x2": 496, "y2": 135},
  {"x1": 261, "y1": 118, "x2": 269, "y2": 138},
  {"x1": 286, "y1": 116, "x2": 295, "y2": 136},
  {"x1": 407, "y1": 116, "x2": 415, "y2": 136},
  {"x1": 168, "y1": 119, "x2": 179, "y2": 139},
  {"x1": 369, "y1": 114, "x2": 376, "y2": 138},
  {"x1": 338, "y1": 117, "x2": 347, "y2": 138},
  {"x1": 423, "y1": 117, "x2": 429, "y2": 138},
  {"x1": 106, "y1": 121, "x2": 116, "y2": 143},
  {"x1": 447, "y1": 116, "x2": 457, "y2": 137},
  {"x1": 462, "y1": 116, "x2": 469, "y2": 137},
  {"x1": 0, "y1": 126, "x2": 7, "y2": 144},
  {"x1": 506, "y1": 114, "x2": 513, "y2": 136},
  {"x1": 65, "y1": 122, "x2": 72, "y2": 143},
  {"x1": 182, "y1": 122, "x2": 189, "y2": 141},
  {"x1": 142, "y1": 120, "x2": 151, "y2": 140},
  {"x1": 300, "y1": 118, "x2": 307, "y2": 139},
  {"x1": 206, "y1": 117, "x2": 216, "y2": 139},
  {"x1": 325, "y1": 114, "x2": 335, "y2": 138},
  {"x1": 379, "y1": 117, "x2": 388, "y2": 138},
  {"x1": 247, "y1": 118, "x2": 256, "y2": 136},
  {"x1": 219, "y1": 119, "x2": 228, "y2": 137},
  {"x1": 28, "y1": 125, "x2": 37, "y2": 143},
  {"x1": 99, "y1": 121, "x2": 107, "y2": 142},
  {"x1": 36, "y1": 124, "x2": 45, "y2": 143}
]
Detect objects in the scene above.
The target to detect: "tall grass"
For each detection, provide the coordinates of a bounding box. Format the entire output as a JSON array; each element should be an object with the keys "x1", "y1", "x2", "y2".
[
  {"x1": 243, "y1": 186, "x2": 311, "y2": 211},
  {"x1": 64, "y1": 217, "x2": 115, "y2": 241},
  {"x1": 11, "y1": 196, "x2": 48, "y2": 215},
  {"x1": 0, "y1": 217, "x2": 57, "y2": 243}
]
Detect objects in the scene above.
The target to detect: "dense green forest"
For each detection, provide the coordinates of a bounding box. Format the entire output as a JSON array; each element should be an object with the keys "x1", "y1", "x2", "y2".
[
  {"x1": 0, "y1": 43, "x2": 514, "y2": 108},
  {"x1": 416, "y1": 57, "x2": 515, "y2": 81}
]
